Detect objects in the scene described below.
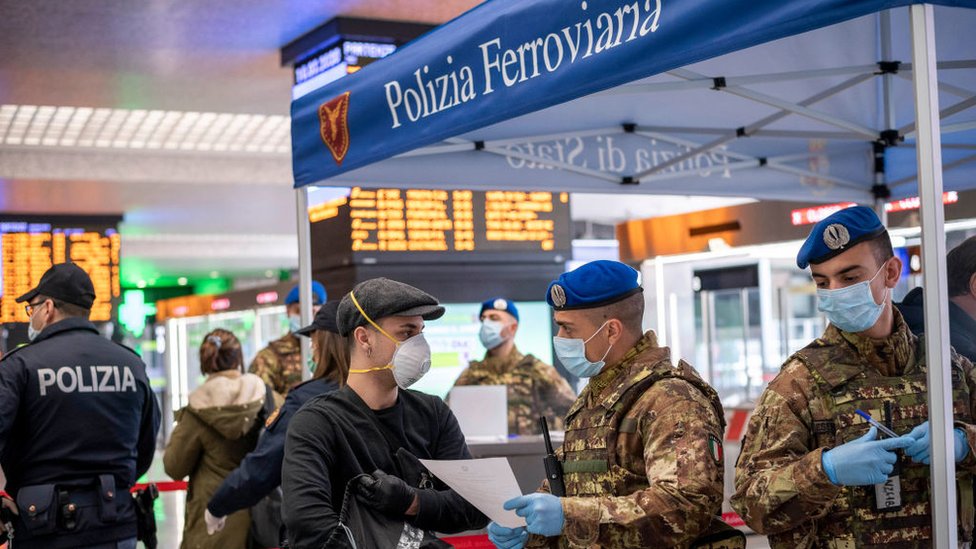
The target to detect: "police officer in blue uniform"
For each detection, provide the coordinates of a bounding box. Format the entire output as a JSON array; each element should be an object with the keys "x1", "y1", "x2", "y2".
[
  {"x1": 205, "y1": 300, "x2": 346, "y2": 547},
  {"x1": 0, "y1": 263, "x2": 161, "y2": 549}
]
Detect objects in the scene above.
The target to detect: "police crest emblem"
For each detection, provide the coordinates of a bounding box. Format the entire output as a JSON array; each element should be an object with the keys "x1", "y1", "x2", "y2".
[
  {"x1": 823, "y1": 223, "x2": 850, "y2": 250},
  {"x1": 318, "y1": 91, "x2": 351, "y2": 166}
]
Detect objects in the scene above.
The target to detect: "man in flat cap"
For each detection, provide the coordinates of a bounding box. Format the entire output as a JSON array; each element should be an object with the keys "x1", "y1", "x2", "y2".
[
  {"x1": 281, "y1": 278, "x2": 487, "y2": 548},
  {"x1": 249, "y1": 280, "x2": 326, "y2": 398},
  {"x1": 732, "y1": 205, "x2": 976, "y2": 547},
  {"x1": 487, "y1": 260, "x2": 741, "y2": 549},
  {"x1": 452, "y1": 297, "x2": 576, "y2": 436},
  {"x1": 0, "y1": 263, "x2": 160, "y2": 549}
]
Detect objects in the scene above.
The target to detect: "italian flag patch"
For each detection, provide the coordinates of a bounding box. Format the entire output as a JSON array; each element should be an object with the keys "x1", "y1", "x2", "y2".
[{"x1": 708, "y1": 434, "x2": 723, "y2": 464}]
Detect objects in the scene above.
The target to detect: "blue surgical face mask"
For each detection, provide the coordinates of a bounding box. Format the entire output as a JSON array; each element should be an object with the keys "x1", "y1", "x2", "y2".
[
  {"x1": 816, "y1": 261, "x2": 890, "y2": 333},
  {"x1": 288, "y1": 314, "x2": 302, "y2": 333},
  {"x1": 479, "y1": 319, "x2": 506, "y2": 350},
  {"x1": 553, "y1": 321, "x2": 613, "y2": 378}
]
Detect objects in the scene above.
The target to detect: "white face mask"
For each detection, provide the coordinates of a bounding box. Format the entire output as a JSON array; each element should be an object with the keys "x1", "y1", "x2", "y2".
[
  {"x1": 388, "y1": 333, "x2": 432, "y2": 389},
  {"x1": 27, "y1": 301, "x2": 47, "y2": 342},
  {"x1": 479, "y1": 319, "x2": 506, "y2": 350}
]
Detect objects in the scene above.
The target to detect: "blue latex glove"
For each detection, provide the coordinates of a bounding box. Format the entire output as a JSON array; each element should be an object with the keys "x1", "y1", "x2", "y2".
[
  {"x1": 487, "y1": 522, "x2": 529, "y2": 549},
  {"x1": 821, "y1": 426, "x2": 914, "y2": 486},
  {"x1": 503, "y1": 493, "x2": 564, "y2": 537},
  {"x1": 904, "y1": 421, "x2": 969, "y2": 464}
]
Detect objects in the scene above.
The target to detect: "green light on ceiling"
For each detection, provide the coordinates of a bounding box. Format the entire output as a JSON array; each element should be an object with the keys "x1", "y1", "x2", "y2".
[{"x1": 195, "y1": 278, "x2": 231, "y2": 295}]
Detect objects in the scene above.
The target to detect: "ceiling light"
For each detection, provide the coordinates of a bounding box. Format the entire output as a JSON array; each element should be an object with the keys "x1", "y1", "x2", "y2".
[{"x1": 0, "y1": 104, "x2": 290, "y2": 154}]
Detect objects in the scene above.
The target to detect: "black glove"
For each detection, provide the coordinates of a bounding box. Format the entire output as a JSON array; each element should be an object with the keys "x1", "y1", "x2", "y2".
[{"x1": 357, "y1": 470, "x2": 417, "y2": 517}]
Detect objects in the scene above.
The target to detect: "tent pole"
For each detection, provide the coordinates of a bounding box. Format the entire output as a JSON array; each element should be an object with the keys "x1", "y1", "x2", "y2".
[
  {"x1": 910, "y1": 4, "x2": 956, "y2": 548},
  {"x1": 295, "y1": 186, "x2": 313, "y2": 382},
  {"x1": 880, "y1": 10, "x2": 897, "y2": 130}
]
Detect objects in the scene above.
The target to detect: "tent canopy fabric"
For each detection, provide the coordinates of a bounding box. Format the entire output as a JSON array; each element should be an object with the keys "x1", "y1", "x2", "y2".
[{"x1": 291, "y1": 0, "x2": 976, "y2": 203}]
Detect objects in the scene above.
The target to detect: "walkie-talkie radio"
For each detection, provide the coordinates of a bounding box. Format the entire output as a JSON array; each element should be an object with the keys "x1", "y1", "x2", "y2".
[{"x1": 540, "y1": 416, "x2": 565, "y2": 497}]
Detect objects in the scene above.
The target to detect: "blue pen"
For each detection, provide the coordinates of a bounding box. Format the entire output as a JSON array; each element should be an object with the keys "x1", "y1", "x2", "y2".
[{"x1": 855, "y1": 409, "x2": 900, "y2": 438}]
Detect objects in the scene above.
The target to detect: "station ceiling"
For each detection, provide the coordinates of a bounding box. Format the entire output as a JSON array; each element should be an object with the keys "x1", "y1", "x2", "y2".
[{"x1": 0, "y1": 0, "x2": 741, "y2": 285}]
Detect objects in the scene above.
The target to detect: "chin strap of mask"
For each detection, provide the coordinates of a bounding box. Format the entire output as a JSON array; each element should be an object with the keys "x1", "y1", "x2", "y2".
[{"x1": 347, "y1": 291, "x2": 397, "y2": 375}]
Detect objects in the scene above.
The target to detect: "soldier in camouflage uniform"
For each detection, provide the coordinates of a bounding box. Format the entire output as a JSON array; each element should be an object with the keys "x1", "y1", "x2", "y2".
[
  {"x1": 249, "y1": 281, "x2": 326, "y2": 397},
  {"x1": 452, "y1": 297, "x2": 576, "y2": 435},
  {"x1": 732, "y1": 206, "x2": 976, "y2": 548},
  {"x1": 488, "y1": 261, "x2": 742, "y2": 549}
]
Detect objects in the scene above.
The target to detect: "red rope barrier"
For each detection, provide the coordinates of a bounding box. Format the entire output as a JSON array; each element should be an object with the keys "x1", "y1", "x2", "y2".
[{"x1": 130, "y1": 480, "x2": 187, "y2": 493}]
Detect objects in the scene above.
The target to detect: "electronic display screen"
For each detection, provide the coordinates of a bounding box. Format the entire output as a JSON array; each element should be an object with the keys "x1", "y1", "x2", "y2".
[
  {"x1": 0, "y1": 215, "x2": 121, "y2": 323},
  {"x1": 410, "y1": 301, "x2": 556, "y2": 399},
  {"x1": 310, "y1": 186, "x2": 572, "y2": 267}
]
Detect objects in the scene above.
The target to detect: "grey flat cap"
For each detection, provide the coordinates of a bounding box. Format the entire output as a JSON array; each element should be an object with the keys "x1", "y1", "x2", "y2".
[{"x1": 337, "y1": 277, "x2": 445, "y2": 336}]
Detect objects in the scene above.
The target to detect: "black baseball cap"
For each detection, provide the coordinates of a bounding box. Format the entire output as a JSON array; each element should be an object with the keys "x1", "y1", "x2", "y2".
[
  {"x1": 295, "y1": 300, "x2": 341, "y2": 336},
  {"x1": 16, "y1": 262, "x2": 96, "y2": 309}
]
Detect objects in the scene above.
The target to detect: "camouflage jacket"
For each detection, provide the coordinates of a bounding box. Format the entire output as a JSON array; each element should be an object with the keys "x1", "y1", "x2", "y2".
[
  {"x1": 248, "y1": 332, "x2": 303, "y2": 397},
  {"x1": 527, "y1": 331, "x2": 726, "y2": 548},
  {"x1": 452, "y1": 346, "x2": 576, "y2": 435},
  {"x1": 731, "y1": 310, "x2": 976, "y2": 548}
]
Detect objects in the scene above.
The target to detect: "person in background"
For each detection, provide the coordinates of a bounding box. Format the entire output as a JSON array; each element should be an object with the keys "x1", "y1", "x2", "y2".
[
  {"x1": 249, "y1": 280, "x2": 326, "y2": 397},
  {"x1": 452, "y1": 297, "x2": 576, "y2": 435},
  {"x1": 281, "y1": 278, "x2": 488, "y2": 548},
  {"x1": 164, "y1": 329, "x2": 272, "y2": 549},
  {"x1": 489, "y1": 261, "x2": 735, "y2": 549},
  {"x1": 204, "y1": 301, "x2": 348, "y2": 547},
  {"x1": 732, "y1": 206, "x2": 976, "y2": 547},
  {"x1": 898, "y1": 235, "x2": 976, "y2": 362},
  {"x1": 0, "y1": 263, "x2": 160, "y2": 549}
]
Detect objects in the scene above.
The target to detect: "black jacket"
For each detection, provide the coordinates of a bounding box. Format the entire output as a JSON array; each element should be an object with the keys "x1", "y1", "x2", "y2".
[
  {"x1": 208, "y1": 377, "x2": 338, "y2": 517},
  {"x1": 897, "y1": 287, "x2": 976, "y2": 363},
  {"x1": 0, "y1": 318, "x2": 161, "y2": 548},
  {"x1": 281, "y1": 385, "x2": 488, "y2": 549}
]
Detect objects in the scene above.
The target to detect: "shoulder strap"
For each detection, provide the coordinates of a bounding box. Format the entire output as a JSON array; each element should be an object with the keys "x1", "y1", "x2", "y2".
[{"x1": 257, "y1": 383, "x2": 276, "y2": 427}]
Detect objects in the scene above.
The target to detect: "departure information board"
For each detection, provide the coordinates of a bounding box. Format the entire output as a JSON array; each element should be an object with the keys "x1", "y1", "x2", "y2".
[
  {"x1": 1, "y1": 215, "x2": 122, "y2": 323},
  {"x1": 310, "y1": 187, "x2": 571, "y2": 267}
]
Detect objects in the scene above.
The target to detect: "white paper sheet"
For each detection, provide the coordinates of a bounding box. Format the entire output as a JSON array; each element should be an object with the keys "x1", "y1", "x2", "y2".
[
  {"x1": 419, "y1": 457, "x2": 526, "y2": 528},
  {"x1": 449, "y1": 385, "x2": 508, "y2": 439}
]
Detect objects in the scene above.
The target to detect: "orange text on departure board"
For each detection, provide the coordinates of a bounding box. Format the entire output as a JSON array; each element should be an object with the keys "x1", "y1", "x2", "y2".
[
  {"x1": 346, "y1": 187, "x2": 558, "y2": 252},
  {"x1": 1, "y1": 224, "x2": 120, "y2": 323}
]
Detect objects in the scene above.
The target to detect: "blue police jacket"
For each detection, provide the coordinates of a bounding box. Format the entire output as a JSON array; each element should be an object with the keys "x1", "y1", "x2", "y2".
[
  {"x1": 207, "y1": 377, "x2": 338, "y2": 517},
  {"x1": 0, "y1": 317, "x2": 161, "y2": 547}
]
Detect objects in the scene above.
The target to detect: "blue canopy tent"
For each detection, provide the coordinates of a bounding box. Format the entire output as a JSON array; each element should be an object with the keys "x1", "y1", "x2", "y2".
[{"x1": 289, "y1": 2, "x2": 976, "y2": 544}]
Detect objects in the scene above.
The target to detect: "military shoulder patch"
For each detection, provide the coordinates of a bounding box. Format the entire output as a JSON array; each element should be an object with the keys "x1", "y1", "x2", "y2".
[{"x1": 708, "y1": 434, "x2": 724, "y2": 464}]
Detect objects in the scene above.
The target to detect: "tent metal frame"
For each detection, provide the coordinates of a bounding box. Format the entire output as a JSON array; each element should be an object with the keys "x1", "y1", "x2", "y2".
[{"x1": 292, "y1": 6, "x2": 974, "y2": 545}]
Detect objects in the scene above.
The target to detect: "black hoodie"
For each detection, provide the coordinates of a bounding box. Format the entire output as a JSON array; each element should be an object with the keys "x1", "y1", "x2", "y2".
[{"x1": 896, "y1": 286, "x2": 976, "y2": 363}]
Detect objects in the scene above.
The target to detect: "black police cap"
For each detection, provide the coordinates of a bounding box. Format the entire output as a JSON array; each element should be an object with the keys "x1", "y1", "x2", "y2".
[
  {"x1": 295, "y1": 300, "x2": 341, "y2": 337},
  {"x1": 16, "y1": 262, "x2": 96, "y2": 309}
]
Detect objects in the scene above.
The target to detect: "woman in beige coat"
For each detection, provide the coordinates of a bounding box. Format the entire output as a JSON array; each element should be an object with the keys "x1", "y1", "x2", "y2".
[{"x1": 164, "y1": 328, "x2": 270, "y2": 549}]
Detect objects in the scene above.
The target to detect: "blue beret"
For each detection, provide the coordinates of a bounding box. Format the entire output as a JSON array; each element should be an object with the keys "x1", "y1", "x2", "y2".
[
  {"x1": 480, "y1": 297, "x2": 519, "y2": 321},
  {"x1": 547, "y1": 260, "x2": 642, "y2": 311},
  {"x1": 285, "y1": 281, "x2": 327, "y2": 305},
  {"x1": 796, "y1": 206, "x2": 887, "y2": 269}
]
